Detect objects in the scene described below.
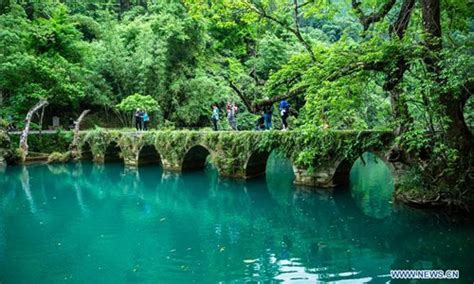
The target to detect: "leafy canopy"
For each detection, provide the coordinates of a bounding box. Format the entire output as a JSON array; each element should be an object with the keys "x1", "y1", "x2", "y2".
[{"x1": 116, "y1": 94, "x2": 159, "y2": 113}]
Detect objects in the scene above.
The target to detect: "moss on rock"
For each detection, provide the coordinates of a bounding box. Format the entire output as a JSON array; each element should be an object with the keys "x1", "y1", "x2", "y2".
[{"x1": 47, "y1": 151, "x2": 71, "y2": 163}]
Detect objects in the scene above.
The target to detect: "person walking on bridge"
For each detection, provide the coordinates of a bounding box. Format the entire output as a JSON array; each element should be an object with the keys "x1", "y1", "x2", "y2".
[
  {"x1": 226, "y1": 101, "x2": 238, "y2": 131},
  {"x1": 211, "y1": 104, "x2": 220, "y2": 131},
  {"x1": 263, "y1": 103, "x2": 273, "y2": 130},
  {"x1": 279, "y1": 100, "x2": 290, "y2": 131},
  {"x1": 135, "y1": 108, "x2": 143, "y2": 131},
  {"x1": 255, "y1": 111, "x2": 265, "y2": 131},
  {"x1": 142, "y1": 111, "x2": 150, "y2": 131}
]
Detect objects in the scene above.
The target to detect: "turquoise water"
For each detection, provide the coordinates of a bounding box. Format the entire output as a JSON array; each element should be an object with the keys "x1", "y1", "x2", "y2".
[{"x1": 0, "y1": 153, "x2": 473, "y2": 283}]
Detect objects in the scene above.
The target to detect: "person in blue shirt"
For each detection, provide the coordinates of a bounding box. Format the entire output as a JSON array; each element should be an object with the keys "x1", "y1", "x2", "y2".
[
  {"x1": 142, "y1": 111, "x2": 150, "y2": 131},
  {"x1": 279, "y1": 100, "x2": 290, "y2": 130},
  {"x1": 211, "y1": 104, "x2": 219, "y2": 131}
]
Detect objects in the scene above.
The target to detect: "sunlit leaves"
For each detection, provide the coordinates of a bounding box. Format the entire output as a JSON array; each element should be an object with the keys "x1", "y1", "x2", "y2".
[
  {"x1": 0, "y1": 0, "x2": 472, "y2": 138},
  {"x1": 116, "y1": 93, "x2": 159, "y2": 112}
]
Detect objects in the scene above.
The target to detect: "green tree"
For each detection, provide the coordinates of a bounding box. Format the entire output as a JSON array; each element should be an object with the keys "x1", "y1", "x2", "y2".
[
  {"x1": 116, "y1": 93, "x2": 159, "y2": 127},
  {"x1": 0, "y1": 0, "x2": 471, "y2": 208}
]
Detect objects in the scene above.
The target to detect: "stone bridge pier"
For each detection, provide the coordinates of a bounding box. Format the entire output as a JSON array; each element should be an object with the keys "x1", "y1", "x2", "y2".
[{"x1": 293, "y1": 151, "x2": 407, "y2": 189}]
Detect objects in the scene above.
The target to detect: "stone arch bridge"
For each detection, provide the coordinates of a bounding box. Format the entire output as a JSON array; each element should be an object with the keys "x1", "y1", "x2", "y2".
[{"x1": 73, "y1": 129, "x2": 405, "y2": 189}]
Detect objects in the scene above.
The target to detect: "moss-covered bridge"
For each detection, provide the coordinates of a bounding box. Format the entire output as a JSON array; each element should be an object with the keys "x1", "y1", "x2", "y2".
[{"x1": 64, "y1": 129, "x2": 405, "y2": 188}]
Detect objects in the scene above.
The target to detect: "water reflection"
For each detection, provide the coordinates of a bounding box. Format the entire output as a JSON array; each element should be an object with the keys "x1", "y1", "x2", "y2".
[
  {"x1": 349, "y1": 152, "x2": 394, "y2": 219},
  {"x1": 0, "y1": 156, "x2": 473, "y2": 283},
  {"x1": 20, "y1": 166, "x2": 36, "y2": 214}
]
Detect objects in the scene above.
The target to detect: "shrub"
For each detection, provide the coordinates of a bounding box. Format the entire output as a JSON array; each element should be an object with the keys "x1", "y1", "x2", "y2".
[{"x1": 47, "y1": 151, "x2": 71, "y2": 163}]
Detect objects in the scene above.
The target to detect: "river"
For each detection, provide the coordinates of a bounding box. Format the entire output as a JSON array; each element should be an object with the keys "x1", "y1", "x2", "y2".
[{"x1": 0, "y1": 152, "x2": 472, "y2": 283}]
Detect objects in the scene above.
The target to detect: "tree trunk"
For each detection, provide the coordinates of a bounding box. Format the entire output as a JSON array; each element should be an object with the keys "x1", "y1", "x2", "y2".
[
  {"x1": 421, "y1": 0, "x2": 472, "y2": 148},
  {"x1": 70, "y1": 110, "x2": 90, "y2": 159},
  {"x1": 388, "y1": 87, "x2": 411, "y2": 135},
  {"x1": 417, "y1": 0, "x2": 473, "y2": 197},
  {"x1": 19, "y1": 99, "x2": 48, "y2": 161},
  {"x1": 384, "y1": 57, "x2": 412, "y2": 135},
  {"x1": 385, "y1": 0, "x2": 415, "y2": 135},
  {"x1": 38, "y1": 105, "x2": 45, "y2": 136}
]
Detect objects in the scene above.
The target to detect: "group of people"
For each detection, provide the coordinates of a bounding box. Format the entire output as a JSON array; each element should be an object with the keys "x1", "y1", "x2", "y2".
[
  {"x1": 211, "y1": 99, "x2": 292, "y2": 131},
  {"x1": 132, "y1": 99, "x2": 291, "y2": 132},
  {"x1": 255, "y1": 99, "x2": 290, "y2": 131},
  {"x1": 134, "y1": 109, "x2": 150, "y2": 131},
  {"x1": 211, "y1": 101, "x2": 238, "y2": 131}
]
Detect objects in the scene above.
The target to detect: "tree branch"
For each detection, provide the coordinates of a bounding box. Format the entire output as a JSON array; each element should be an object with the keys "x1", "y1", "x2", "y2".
[
  {"x1": 243, "y1": 0, "x2": 316, "y2": 62},
  {"x1": 292, "y1": 0, "x2": 316, "y2": 61},
  {"x1": 253, "y1": 86, "x2": 305, "y2": 109},
  {"x1": 228, "y1": 81, "x2": 255, "y2": 112},
  {"x1": 297, "y1": 0, "x2": 314, "y2": 9},
  {"x1": 352, "y1": 0, "x2": 397, "y2": 31},
  {"x1": 253, "y1": 61, "x2": 387, "y2": 110},
  {"x1": 326, "y1": 61, "x2": 387, "y2": 81},
  {"x1": 390, "y1": 0, "x2": 415, "y2": 38}
]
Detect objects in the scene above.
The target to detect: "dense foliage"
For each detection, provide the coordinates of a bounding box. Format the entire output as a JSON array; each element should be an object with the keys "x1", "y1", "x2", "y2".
[
  {"x1": 116, "y1": 93, "x2": 159, "y2": 125},
  {"x1": 0, "y1": 0, "x2": 472, "y2": 208}
]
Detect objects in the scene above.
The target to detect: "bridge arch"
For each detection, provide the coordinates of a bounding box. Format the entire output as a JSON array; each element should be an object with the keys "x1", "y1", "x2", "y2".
[
  {"x1": 332, "y1": 151, "x2": 394, "y2": 188},
  {"x1": 80, "y1": 141, "x2": 93, "y2": 160},
  {"x1": 244, "y1": 149, "x2": 294, "y2": 180},
  {"x1": 182, "y1": 145, "x2": 213, "y2": 171},
  {"x1": 332, "y1": 159, "x2": 355, "y2": 186},
  {"x1": 244, "y1": 150, "x2": 272, "y2": 178},
  {"x1": 138, "y1": 144, "x2": 161, "y2": 166},
  {"x1": 104, "y1": 140, "x2": 123, "y2": 163}
]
